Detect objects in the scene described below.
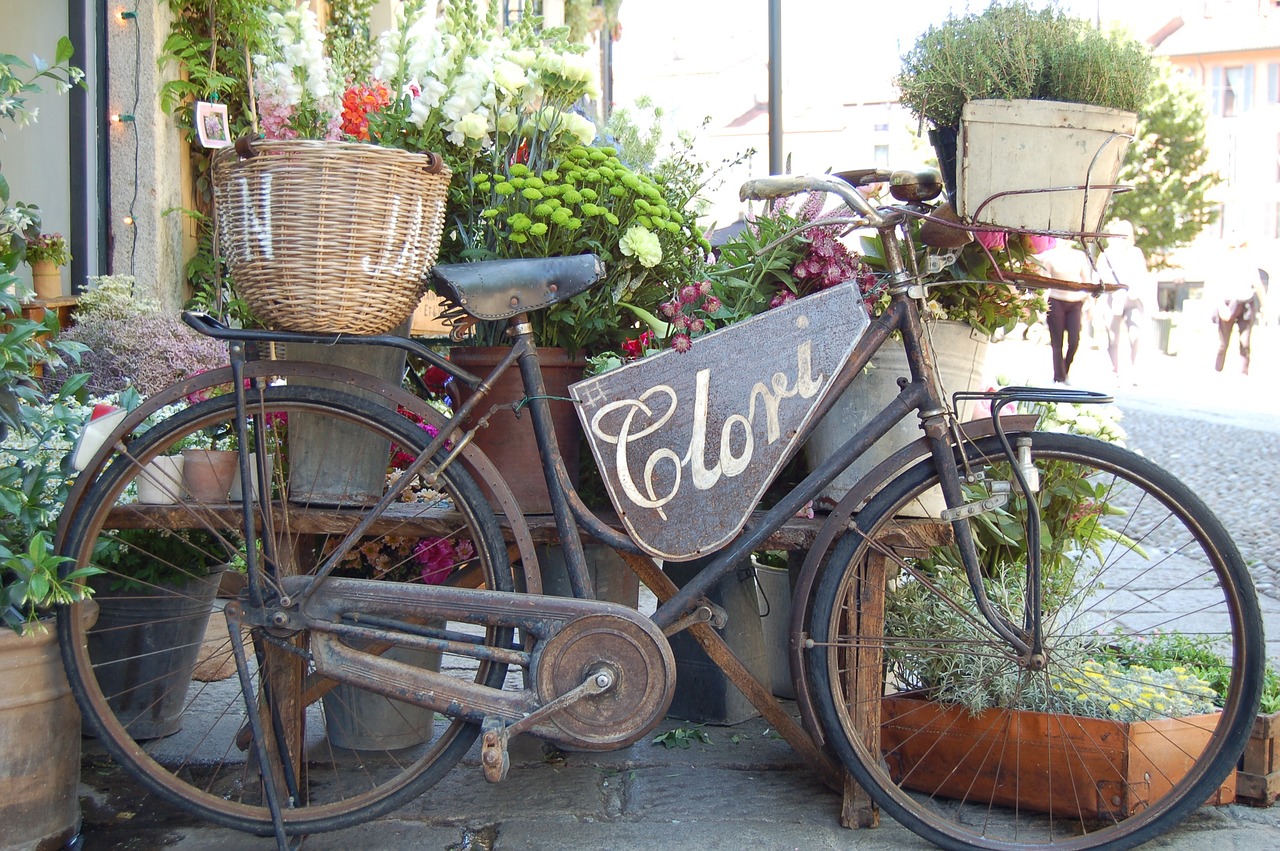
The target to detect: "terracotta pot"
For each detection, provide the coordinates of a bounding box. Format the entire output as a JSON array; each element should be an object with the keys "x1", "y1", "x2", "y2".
[
  {"x1": 450, "y1": 346, "x2": 586, "y2": 515},
  {"x1": 182, "y1": 449, "x2": 238, "y2": 503},
  {"x1": 0, "y1": 613, "x2": 91, "y2": 850},
  {"x1": 29, "y1": 259, "x2": 62, "y2": 299}
]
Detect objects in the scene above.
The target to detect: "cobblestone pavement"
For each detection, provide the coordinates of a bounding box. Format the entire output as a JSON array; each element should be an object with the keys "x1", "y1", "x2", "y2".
[{"x1": 984, "y1": 321, "x2": 1280, "y2": 661}]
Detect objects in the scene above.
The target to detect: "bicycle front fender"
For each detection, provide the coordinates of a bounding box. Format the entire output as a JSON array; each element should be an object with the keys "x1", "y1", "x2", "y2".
[{"x1": 788, "y1": 413, "x2": 1039, "y2": 749}]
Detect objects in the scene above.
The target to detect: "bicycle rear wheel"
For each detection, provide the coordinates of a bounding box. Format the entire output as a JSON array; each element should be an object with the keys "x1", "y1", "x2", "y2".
[
  {"x1": 807, "y1": 431, "x2": 1263, "y2": 850},
  {"x1": 59, "y1": 385, "x2": 514, "y2": 835}
]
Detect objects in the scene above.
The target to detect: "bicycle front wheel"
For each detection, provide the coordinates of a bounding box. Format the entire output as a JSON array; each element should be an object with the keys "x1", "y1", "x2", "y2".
[
  {"x1": 807, "y1": 431, "x2": 1263, "y2": 851},
  {"x1": 59, "y1": 385, "x2": 514, "y2": 836}
]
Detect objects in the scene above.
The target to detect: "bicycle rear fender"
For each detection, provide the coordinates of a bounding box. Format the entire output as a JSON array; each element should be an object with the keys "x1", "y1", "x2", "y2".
[{"x1": 571, "y1": 283, "x2": 870, "y2": 561}]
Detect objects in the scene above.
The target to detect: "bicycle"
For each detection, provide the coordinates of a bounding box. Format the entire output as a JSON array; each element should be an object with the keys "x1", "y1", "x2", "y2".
[{"x1": 55, "y1": 168, "x2": 1264, "y2": 851}]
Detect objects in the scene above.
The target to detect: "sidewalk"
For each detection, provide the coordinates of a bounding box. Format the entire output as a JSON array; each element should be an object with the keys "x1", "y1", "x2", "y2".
[{"x1": 78, "y1": 709, "x2": 1280, "y2": 850}]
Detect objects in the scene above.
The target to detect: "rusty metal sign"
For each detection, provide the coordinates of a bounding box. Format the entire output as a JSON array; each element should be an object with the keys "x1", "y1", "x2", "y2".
[{"x1": 571, "y1": 282, "x2": 870, "y2": 561}]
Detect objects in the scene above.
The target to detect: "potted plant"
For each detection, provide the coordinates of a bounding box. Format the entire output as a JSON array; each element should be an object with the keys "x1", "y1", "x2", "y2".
[
  {"x1": 896, "y1": 0, "x2": 1154, "y2": 231},
  {"x1": 0, "y1": 37, "x2": 95, "y2": 851},
  {"x1": 86, "y1": 527, "x2": 232, "y2": 740},
  {"x1": 873, "y1": 401, "x2": 1240, "y2": 816},
  {"x1": 53, "y1": 274, "x2": 228, "y2": 399},
  {"x1": 322, "y1": 1, "x2": 706, "y2": 512},
  {"x1": 23, "y1": 232, "x2": 70, "y2": 299}
]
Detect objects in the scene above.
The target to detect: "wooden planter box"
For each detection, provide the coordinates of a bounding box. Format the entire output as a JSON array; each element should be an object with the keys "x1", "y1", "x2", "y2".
[
  {"x1": 1237, "y1": 711, "x2": 1280, "y2": 806},
  {"x1": 881, "y1": 695, "x2": 1235, "y2": 820}
]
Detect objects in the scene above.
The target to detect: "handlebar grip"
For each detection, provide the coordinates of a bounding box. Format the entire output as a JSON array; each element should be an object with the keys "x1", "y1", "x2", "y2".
[{"x1": 739, "y1": 175, "x2": 825, "y2": 202}]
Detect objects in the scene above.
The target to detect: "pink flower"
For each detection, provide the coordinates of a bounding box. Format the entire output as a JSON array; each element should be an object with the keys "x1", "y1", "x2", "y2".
[
  {"x1": 698, "y1": 279, "x2": 713, "y2": 296},
  {"x1": 1024, "y1": 234, "x2": 1058, "y2": 254},
  {"x1": 679, "y1": 284, "x2": 701, "y2": 305},
  {"x1": 670, "y1": 333, "x2": 692, "y2": 353},
  {"x1": 701, "y1": 295, "x2": 722, "y2": 313},
  {"x1": 975, "y1": 230, "x2": 1007, "y2": 250},
  {"x1": 414, "y1": 537, "x2": 475, "y2": 584},
  {"x1": 659, "y1": 300, "x2": 680, "y2": 318},
  {"x1": 688, "y1": 318, "x2": 706, "y2": 333}
]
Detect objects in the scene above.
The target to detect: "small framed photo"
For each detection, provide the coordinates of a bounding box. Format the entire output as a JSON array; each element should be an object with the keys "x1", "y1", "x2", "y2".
[{"x1": 195, "y1": 101, "x2": 231, "y2": 148}]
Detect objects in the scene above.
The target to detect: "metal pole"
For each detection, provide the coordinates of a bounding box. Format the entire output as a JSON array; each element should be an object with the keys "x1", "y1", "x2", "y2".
[{"x1": 768, "y1": 0, "x2": 783, "y2": 174}]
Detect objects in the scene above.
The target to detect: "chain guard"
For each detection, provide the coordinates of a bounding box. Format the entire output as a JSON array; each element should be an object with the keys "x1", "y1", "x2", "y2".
[{"x1": 533, "y1": 613, "x2": 676, "y2": 750}]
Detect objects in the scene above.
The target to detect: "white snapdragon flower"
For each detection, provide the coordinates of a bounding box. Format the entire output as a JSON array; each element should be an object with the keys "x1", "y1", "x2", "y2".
[
  {"x1": 455, "y1": 112, "x2": 489, "y2": 141},
  {"x1": 561, "y1": 111, "x2": 597, "y2": 146},
  {"x1": 495, "y1": 110, "x2": 518, "y2": 134},
  {"x1": 508, "y1": 49, "x2": 536, "y2": 69},
  {"x1": 493, "y1": 59, "x2": 527, "y2": 95}
]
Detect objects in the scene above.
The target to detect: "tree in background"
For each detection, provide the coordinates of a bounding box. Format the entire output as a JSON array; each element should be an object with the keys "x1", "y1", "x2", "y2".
[{"x1": 1108, "y1": 60, "x2": 1220, "y2": 269}]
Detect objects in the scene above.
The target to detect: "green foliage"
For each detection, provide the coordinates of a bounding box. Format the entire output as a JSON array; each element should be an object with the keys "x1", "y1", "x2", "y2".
[
  {"x1": 860, "y1": 224, "x2": 1045, "y2": 338},
  {"x1": 458, "y1": 145, "x2": 708, "y2": 355},
  {"x1": 1109, "y1": 61, "x2": 1221, "y2": 269},
  {"x1": 897, "y1": 1, "x2": 1154, "y2": 128},
  {"x1": 1, "y1": 38, "x2": 98, "y2": 630},
  {"x1": 98, "y1": 528, "x2": 231, "y2": 592},
  {"x1": 159, "y1": 0, "x2": 284, "y2": 325},
  {"x1": 652, "y1": 726, "x2": 711, "y2": 749},
  {"x1": 326, "y1": 0, "x2": 379, "y2": 81},
  {"x1": 604, "y1": 96, "x2": 664, "y2": 171}
]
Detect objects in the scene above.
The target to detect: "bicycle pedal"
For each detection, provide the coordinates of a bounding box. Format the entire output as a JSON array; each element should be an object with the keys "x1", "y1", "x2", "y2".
[
  {"x1": 939, "y1": 493, "x2": 1007, "y2": 522},
  {"x1": 480, "y1": 717, "x2": 510, "y2": 783}
]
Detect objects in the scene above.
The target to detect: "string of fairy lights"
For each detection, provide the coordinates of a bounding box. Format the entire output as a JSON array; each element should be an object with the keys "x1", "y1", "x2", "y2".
[{"x1": 111, "y1": 6, "x2": 141, "y2": 276}]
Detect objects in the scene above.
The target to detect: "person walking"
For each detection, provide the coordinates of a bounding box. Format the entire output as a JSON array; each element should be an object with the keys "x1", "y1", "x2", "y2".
[
  {"x1": 1035, "y1": 240, "x2": 1096, "y2": 384},
  {"x1": 1098, "y1": 220, "x2": 1156, "y2": 384},
  {"x1": 1212, "y1": 241, "x2": 1267, "y2": 375}
]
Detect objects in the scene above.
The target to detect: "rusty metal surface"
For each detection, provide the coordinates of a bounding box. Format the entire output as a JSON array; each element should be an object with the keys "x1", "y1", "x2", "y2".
[
  {"x1": 533, "y1": 613, "x2": 675, "y2": 750},
  {"x1": 571, "y1": 283, "x2": 869, "y2": 561},
  {"x1": 294, "y1": 574, "x2": 675, "y2": 749}
]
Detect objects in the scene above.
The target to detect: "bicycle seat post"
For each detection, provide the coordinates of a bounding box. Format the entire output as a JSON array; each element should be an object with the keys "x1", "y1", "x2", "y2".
[{"x1": 503, "y1": 315, "x2": 595, "y2": 600}]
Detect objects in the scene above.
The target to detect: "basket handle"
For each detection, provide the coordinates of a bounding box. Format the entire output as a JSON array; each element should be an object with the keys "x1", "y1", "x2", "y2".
[
  {"x1": 234, "y1": 136, "x2": 260, "y2": 160},
  {"x1": 422, "y1": 151, "x2": 445, "y2": 174}
]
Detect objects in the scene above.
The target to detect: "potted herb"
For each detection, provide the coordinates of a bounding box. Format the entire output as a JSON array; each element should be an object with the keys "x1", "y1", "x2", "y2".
[
  {"x1": 896, "y1": 0, "x2": 1154, "y2": 230},
  {"x1": 873, "y1": 401, "x2": 1241, "y2": 816},
  {"x1": 23, "y1": 232, "x2": 70, "y2": 299}
]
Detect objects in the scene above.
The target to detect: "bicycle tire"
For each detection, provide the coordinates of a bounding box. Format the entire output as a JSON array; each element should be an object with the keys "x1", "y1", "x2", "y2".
[
  {"x1": 807, "y1": 430, "x2": 1263, "y2": 851},
  {"x1": 59, "y1": 385, "x2": 515, "y2": 836}
]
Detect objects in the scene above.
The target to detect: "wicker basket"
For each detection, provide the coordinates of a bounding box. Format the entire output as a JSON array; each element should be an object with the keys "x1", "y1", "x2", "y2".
[{"x1": 211, "y1": 140, "x2": 451, "y2": 334}]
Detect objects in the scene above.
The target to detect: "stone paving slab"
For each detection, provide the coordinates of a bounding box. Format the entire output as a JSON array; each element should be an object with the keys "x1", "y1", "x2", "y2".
[{"x1": 80, "y1": 713, "x2": 1280, "y2": 850}]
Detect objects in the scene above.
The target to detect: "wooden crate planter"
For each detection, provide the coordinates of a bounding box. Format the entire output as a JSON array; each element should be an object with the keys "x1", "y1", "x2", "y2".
[
  {"x1": 1237, "y1": 711, "x2": 1280, "y2": 806},
  {"x1": 881, "y1": 695, "x2": 1235, "y2": 820}
]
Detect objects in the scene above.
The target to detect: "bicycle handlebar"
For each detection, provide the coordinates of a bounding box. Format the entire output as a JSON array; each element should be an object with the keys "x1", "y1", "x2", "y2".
[{"x1": 739, "y1": 173, "x2": 890, "y2": 229}]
